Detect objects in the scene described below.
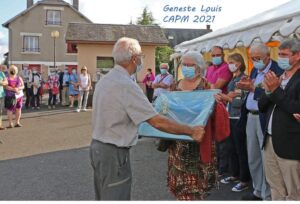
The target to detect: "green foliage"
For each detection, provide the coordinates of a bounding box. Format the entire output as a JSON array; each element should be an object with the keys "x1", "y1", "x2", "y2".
[
  {"x1": 136, "y1": 7, "x2": 174, "y2": 74},
  {"x1": 155, "y1": 46, "x2": 174, "y2": 74},
  {"x1": 136, "y1": 7, "x2": 155, "y2": 25}
]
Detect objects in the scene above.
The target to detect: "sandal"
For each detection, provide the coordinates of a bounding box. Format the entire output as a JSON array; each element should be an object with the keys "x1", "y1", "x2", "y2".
[
  {"x1": 7, "y1": 125, "x2": 14, "y2": 128},
  {"x1": 0, "y1": 126, "x2": 6, "y2": 130},
  {"x1": 14, "y1": 123, "x2": 23, "y2": 128}
]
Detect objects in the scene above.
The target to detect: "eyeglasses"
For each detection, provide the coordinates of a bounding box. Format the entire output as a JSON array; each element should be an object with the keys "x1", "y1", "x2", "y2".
[
  {"x1": 181, "y1": 63, "x2": 196, "y2": 67},
  {"x1": 251, "y1": 55, "x2": 266, "y2": 62},
  {"x1": 278, "y1": 51, "x2": 295, "y2": 58}
]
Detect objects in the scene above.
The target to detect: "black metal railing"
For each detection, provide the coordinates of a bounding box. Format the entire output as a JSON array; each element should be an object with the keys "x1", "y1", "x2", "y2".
[
  {"x1": 45, "y1": 20, "x2": 62, "y2": 26},
  {"x1": 22, "y1": 48, "x2": 40, "y2": 52}
]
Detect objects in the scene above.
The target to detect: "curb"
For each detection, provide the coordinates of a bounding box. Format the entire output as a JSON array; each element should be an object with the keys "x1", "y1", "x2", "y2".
[{"x1": 2, "y1": 108, "x2": 92, "y2": 121}]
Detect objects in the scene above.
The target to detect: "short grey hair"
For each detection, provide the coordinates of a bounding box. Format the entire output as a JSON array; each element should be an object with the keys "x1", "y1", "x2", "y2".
[
  {"x1": 160, "y1": 63, "x2": 169, "y2": 69},
  {"x1": 112, "y1": 37, "x2": 142, "y2": 65},
  {"x1": 250, "y1": 43, "x2": 270, "y2": 55},
  {"x1": 182, "y1": 51, "x2": 206, "y2": 70},
  {"x1": 279, "y1": 38, "x2": 300, "y2": 54}
]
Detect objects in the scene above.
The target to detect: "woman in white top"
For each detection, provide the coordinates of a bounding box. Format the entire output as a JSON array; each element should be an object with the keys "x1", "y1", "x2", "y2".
[{"x1": 77, "y1": 66, "x2": 91, "y2": 112}]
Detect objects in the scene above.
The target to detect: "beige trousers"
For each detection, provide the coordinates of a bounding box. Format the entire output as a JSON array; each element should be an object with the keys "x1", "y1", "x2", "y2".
[
  {"x1": 61, "y1": 86, "x2": 69, "y2": 105},
  {"x1": 264, "y1": 137, "x2": 300, "y2": 200}
]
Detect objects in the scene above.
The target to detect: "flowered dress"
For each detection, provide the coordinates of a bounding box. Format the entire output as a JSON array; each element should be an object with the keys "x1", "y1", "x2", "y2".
[
  {"x1": 167, "y1": 77, "x2": 218, "y2": 200},
  {"x1": 69, "y1": 74, "x2": 79, "y2": 96},
  {"x1": 5, "y1": 76, "x2": 23, "y2": 112}
]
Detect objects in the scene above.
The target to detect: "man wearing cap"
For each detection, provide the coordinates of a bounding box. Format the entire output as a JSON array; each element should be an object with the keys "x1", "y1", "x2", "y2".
[{"x1": 90, "y1": 37, "x2": 205, "y2": 200}]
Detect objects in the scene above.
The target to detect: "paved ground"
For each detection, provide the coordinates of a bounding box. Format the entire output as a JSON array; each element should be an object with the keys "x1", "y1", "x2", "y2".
[
  {"x1": 0, "y1": 110, "x2": 91, "y2": 160},
  {"x1": 0, "y1": 109, "x2": 252, "y2": 200}
]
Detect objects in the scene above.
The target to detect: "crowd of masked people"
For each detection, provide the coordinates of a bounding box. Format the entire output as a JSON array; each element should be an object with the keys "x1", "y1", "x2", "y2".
[
  {"x1": 141, "y1": 38, "x2": 300, "y2": 201},
  {"x1": 0, "y1": 65, "x2": 92, "y2": 129}
]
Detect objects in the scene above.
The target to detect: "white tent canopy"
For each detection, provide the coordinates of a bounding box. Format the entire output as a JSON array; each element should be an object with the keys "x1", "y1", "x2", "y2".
[{"x1": 175, "y1": 0, "x2": 300, "y2": 53}]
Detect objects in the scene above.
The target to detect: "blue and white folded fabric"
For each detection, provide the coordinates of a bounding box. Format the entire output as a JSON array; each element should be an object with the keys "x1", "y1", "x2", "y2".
[{"x1": 138, "y1": 89, "x2": 220, "y2": 141}]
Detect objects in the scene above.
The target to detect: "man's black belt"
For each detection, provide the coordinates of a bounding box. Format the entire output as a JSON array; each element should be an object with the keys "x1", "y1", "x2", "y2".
[{"x1": 248, "y1": 110, "x2": 259, "y2": 115}]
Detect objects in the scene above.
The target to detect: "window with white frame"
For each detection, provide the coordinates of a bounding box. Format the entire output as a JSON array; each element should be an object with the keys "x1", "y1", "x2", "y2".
[
  {"x1": 23, "y1": 36, "x2": 40, "y2": 52},
  {"x1": 48, "y1": 66, "x2": 58, "y2": 76},
  {"x1": 96, "y1": 57, "x2": 114, "y2": 72},
  {"x1": 46, "y1": 10, "x2": 61, "y2": 25}
]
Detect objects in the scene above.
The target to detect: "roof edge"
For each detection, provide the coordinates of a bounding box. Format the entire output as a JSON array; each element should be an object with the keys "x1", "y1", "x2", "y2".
[
  {"x1": 67, "y1": 22, "x2": 162, "y2": 28},
  {"x1": 66, "y1": 40, "x2": 169, "y2": 46},
  {"x1": 2, "y1": 1, "x2": 92, "y2": 28}
]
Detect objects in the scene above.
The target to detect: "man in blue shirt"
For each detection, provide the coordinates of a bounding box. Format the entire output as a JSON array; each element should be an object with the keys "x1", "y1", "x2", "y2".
[{"x1": 237, "y1": 43, "x2": 283, "y2": 200}]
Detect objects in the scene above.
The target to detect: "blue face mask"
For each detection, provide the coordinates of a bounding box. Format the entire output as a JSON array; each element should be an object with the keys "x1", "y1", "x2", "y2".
[
  {"x1": 253, "y1": 60, "x2": 265, "y2": 70},
  {"x1": 278, "y1": 57, "x2": 292, "y2": 71},
  {"x1": 182, "y1": 66, "x2": 196, "y2": 79},
  {"x1": 212, "y1": 56, "x2": 222, "y2": 66},
  {"x1": 160, "y1": 69, "x2": 167, "y2": 74}
]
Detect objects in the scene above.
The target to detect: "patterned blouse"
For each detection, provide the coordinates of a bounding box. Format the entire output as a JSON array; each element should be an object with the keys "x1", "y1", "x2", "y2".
[
  {"x1": 168, "y1": 76, "x2": 218, "y2": 200},
  {"x1": 48, "y1": 74, "x2": 59, "y2": 90}
]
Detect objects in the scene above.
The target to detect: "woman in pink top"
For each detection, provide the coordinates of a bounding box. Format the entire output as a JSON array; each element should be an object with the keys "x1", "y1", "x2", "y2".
[
  {"x1": 142, "y1": 68, "x2": 155, "y2": 102},
  {"x1": 5, "y1": 65, "x2": 25, "y2": 128}
]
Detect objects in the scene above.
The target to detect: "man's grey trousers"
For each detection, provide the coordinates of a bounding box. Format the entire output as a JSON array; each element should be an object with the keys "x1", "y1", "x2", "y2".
[
  {"x1": 246, "y1": 113, "x2": 271, "y2": 200},
  {"x1": 90, "y1": 139, "x2": 132, "y2": 200}
]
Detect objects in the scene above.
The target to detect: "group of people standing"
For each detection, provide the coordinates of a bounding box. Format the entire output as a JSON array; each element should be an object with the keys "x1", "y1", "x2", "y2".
[
  {"x1": 60, "y1": 66, "x2": 92, "y2": 112},
  {"x1": 21, "y1": 66, "x2": 91, "y2": 112},
  {"x1": 0, "y1": 65, "x2": 92, "y2": 130},
  {"x1": 150, "y1": 40, "x2": 300, "y2": 201},
  {"x1": 90, "y1": 36, "x2": 300, "y2": 201},
  {"x1": 213, "y1": 40, "x2": 300, "y2": 201}
]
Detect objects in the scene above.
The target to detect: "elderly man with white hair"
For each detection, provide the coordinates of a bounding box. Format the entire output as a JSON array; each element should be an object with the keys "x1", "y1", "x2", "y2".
[
  {"x1": 152, "y1": 62, "x2": 174, "y2": 101},
  {"x1": 90, "y1": 37, "x2": 205, "y2": 200},
  {"x1": 236, "y1": 43, "x2": 283, "y2": 200}
]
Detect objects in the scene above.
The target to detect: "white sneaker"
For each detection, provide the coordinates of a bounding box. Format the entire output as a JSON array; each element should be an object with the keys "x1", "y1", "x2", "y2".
[
  {"x1": 82, "y1": 108, "x2": 87, "y2": 112},
  {"x1": 76, "y1": 109, "x2": 80, "y2": 112}
]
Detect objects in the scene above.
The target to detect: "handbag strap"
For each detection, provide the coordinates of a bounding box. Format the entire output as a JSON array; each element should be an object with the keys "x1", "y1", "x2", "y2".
[{"x1": 158, "y1": 74, "x2": 169, "y2": 84}]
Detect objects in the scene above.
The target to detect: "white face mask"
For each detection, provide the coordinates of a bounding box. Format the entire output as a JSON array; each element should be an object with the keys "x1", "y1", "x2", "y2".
[{"x1": 228, "y1": 64, "x2": 238, "y2": 73}]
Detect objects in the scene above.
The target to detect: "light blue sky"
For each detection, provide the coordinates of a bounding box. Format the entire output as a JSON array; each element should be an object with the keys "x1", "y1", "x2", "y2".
[
  {"x1": 0, "y1": 0, "x2": 291, "y2": 61},
  {"x1": 0, "y1": 1, "x2": 25, "y2": 44}
]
